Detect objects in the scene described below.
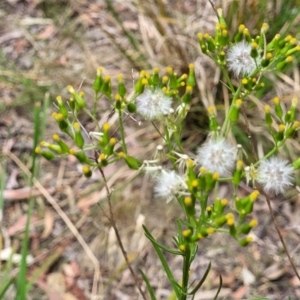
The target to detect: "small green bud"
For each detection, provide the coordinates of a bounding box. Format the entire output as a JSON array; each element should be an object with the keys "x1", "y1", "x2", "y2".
[
  {"x1": 239, "y1": 236, "x2": 253, "y2": 247},
  {"x1": 273, "y1": 97, "x2": 283, "y2": 119},
  {"x1": 264, "y1": 105, "x2": 272, "y2": 126},
  {"x1": 35, "y1": 147, "x2": 55, "y2": 160},
  {"x1": 93, "y1": 67, "x2": 104, "y2": 92},
  {"x1": 82, "y1": 165, "x2": 92, "y2": 178},
  {"x1": 67, "y1": 86, "x2": 86, "y2": 109},
  {"x1": 73, "y1": 122, "x2": 85, "y2": 148}
]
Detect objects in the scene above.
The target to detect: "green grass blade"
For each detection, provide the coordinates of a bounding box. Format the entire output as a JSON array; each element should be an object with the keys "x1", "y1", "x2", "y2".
[
  {"x1": 139, "y1": 269, "x2": 157, "y2": 300},
  {"x1": 0, "y1": 277, "x2": 16, "y2": 299}
]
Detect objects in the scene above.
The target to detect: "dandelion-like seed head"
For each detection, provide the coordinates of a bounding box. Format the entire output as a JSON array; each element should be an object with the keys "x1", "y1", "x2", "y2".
[
  {"x1": 154, "y1": 170, "x2": 187, "y2": 203},
  {"x1": 226, "y1": 41, "x2": 257, "y2": 77},
  {"x1": 257, "y1": 156, "x2": 294, "y2": 195},
  {"x1": 196, "y1": 138, "x2": 236, "y2": 176},
  {"x1": 136, "y1": 88, "x2": 173, "y2": 120}
]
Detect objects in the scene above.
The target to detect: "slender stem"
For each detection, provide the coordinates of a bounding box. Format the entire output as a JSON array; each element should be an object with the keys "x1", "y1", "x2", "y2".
[
  {"x1": 264, "y1": 191, "x2": 300, "y2": 282},
  {"x1": 222, "y1": 83, "x2": 243, "y2": 136},
  {"x1": 180, "y1": 248, "x2": 191, "y2": 300},
  {"x1": 118, "y1": 110, "x2": 128, "y2": 154},
  {"x1": 174, "y1": 129, "x2": 184, "y2": 153},
  {"x1": 96, "y1": 159, "x2": 147, "y2": 299},
  {"x1": 164, "y1": 124, "x2": 177, "y2": 170}
]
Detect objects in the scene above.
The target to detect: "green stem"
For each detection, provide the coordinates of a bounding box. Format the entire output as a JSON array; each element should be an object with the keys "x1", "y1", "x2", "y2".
[
  {"x1": 221, "y1": 83, "x2": 243, "y2": 136},
  {"x1": 253, "y1": 139, "x2": 286, "y2": 167},
  {"x1": 164, "y1": 124, "x2": 177, "y2": 170},
  {"x1": 180, "y1": 248, "x2": 191, "y2": 300},
  {"x1": 118, "y1": 110, "x2": 128, "y2": 154}
]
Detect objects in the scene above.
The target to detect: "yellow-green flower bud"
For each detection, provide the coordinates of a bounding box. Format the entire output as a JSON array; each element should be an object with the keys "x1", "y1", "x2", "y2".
[
  {"x1": 52, "y1": 134, "x2": 69, "y2": 153},
  {"x1": 205, "y1": 172, "x2": 219, "y2": 192},
  {"x1": 93, "y1": 67, "x2": 103, "y2": 92},
  {"x1": 276, "y1": 56, "x2": 293, "y2": 70},
  {"x1": 230, "y1": 99, "x2": 243, "y2": 122},
  {"x1": 273, "y1": 97, "x2": 283, "y2": 119},
  {"x1": 180, "y1": 86, "x2": 191, "y2": 105},
  {"x1": 204, "y1": 33, "x2": 216, "y2": 51},
  {"x1": 35, "y1": 147, "x2": 55, "y2": 160},
  {"x1": 250, "y1": 42, "x2": 259, "y2": 58},
  {"x1": 127, "y1": 102, "x2": 136, "y2": 113},
  {"x1": 243, "y1": 28, "x2": 252, "y2": 43},
  {"x1": 286, "y1": 45, "x2": 300, "y2": 56},
  {"x1": 67, "y1": 85, "x2": 86, "y2": 109},
  {"x1": 56, "y1": 95, "x2": 68, "y2": 118},
  {"x1": 267, "y1": 33, "x2": 280, "y2": 51},
  {"x1": 234, "y1": 24, "x2": 245, "y2": 42},
  {"x1": 101, "y1": 75, "x2": 112, "y2": 98},
  {"x1": 293, "y1": 156, "x2": 300, "y2": 170},
  {"x1": 197, "y1": 33, "x2": 208, "y2": 54},
  {"x1": 117, "y1": 74, "x2": 126, "y2": 97},
  {"x1": 232, "y1": 160, "x2": 243, "y2": 186},
  {"x1": 240, "y1": 219, "x2": 258, "y2": 234},
  {"x1": 40, "y1": 141, "x2": 63, "y2": 154},
  {"x1": 239, "y1": 236, "x2": 253, "y2": 247},
  {"x1": 82, "y1": 165, "x2": 92, "y2": 178},
  {"x1": 69, "y1": 148, "x2": 88, "y2": 163},
  {"x1": 275, "y1": 124, "x2": 285, "y2": 142},
  {"x1": 99, "y1": 153, "x2": 108, "y2": 166},
  {"x1": 73, "y1": 123, "x2": 84, "y2": 148},
  {"x1": 264, "y1": 105, "x2": 272, "y2": 126}
]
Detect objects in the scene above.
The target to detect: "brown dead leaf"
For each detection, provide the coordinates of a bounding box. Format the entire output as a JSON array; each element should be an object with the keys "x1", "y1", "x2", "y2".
[
  {"x1": 41, "y1": 210, "x2": 54, "y2": 239},
  {"x1": 263, "y1": 263, "x2": 286, "y2": 281},
  {"x1": 290, "y1": 275, "x2": 300, "y2": 287},
  {"x1": 3, "y1": 186, "x2": 55, "y2": 201},
  {"x1": 47, "y1": 272, "x2": 66, "y2": 300},
  {"x1": 8, "y1": 214, "x2": 39, "y2": 236},
  {"x1": 36, "y1": 25, "x2": 56, "y2": 40},
  {"x1": 63, "y1": 261, "x2": 80, "y2": 278},
  {"x1": 232, "y1": 285, "x2": 249, "y2": 299}
]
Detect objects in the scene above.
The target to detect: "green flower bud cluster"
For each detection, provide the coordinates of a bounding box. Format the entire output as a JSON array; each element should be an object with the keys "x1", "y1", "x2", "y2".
[
  {"x1": 197, "y1": 9, "x2": 299, "y2": 92},
  {"x1": 173, "y1": 159, "x2": 258, "y2": 252},
  {"x1": 264, "y1": 97, "x2": 300, "y2": 145}
]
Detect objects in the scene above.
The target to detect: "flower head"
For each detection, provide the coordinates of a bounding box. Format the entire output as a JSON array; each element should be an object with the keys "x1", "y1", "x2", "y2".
[
  {"x1": 136, "y1": 88, "x2": 172, "y2": 120},
  {"x1": 196, "y1": 138, "x2": 236, "y2": 176},
  {"x1": 257, "y1": 156, "x2": 294, "y2": 195},
  {"x1": 154, "y1": 170, "x2": 187, "y2": 203},
  {"x1": 226, "y1": 41, "x2": 257, "y2": 77}
]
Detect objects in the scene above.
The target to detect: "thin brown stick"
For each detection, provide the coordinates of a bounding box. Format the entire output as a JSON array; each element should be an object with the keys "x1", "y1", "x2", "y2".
[
  {"x1": 95, "y1": 154, "x2": 147, "y2": 300},
  {"x1": 263, "y1": 192, "x2": 300, "y2": 281},
  {"x1": 241, "y1": 104, "x2": 300, "y2": 281}
]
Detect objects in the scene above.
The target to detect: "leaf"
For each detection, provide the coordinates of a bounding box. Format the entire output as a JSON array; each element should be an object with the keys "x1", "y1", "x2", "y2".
[
  {"x1": 188, "y1": 262, "x2": 211, "y2": 295},
  {"x1": 139, "y1": 269, "x2": 157, "y2": 300},
  {"x1": 142, "y1": 225, "x2": 182, "y2": 298},
  {"x1": 143, "y1": 225, "x2": 183, "y2": 255},
  {"x1": 213, "y1": 274, "x2": 223, "y2": 300}
]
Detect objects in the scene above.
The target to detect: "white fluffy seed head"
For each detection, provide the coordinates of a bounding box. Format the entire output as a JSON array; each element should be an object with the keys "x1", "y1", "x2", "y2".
[
  {"x1": 154, "y1": 170, "x2": 187, "y2": 203},
  {"x1": 196, "y1": 138, "x2": 236, "y2": 176},
  {"x1": 226, "y1": 41, "x2": 257, "y2": 77},
  {"x1": 136, "y1": 88, "x2": 173, "y2": 120},
  {"x1": 257, "y1": 156, "x2": 294, "y2": 195}
]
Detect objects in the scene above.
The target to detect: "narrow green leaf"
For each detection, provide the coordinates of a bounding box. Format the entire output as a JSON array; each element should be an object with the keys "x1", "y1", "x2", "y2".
[
  {"x1": 142, "y1": 225, "x2": 182, "y2": 298},
  {"x1": 0, "y1": 277, "x2": 16, "y2": 299},
  {"x1": 213, "y1": 274, "x2": 223, "y2": 300},
  {"x1": 188, "y1": 262, "x2": 211, "y2": 295},
  {"x1": 139, "y1": 269, "x2": 157, "y2": 300},
  {"x1": 144, "y1": 230, "x2": 183, "y2": 255}
]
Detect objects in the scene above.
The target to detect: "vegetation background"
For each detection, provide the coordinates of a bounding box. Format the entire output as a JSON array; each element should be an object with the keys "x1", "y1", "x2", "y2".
[{"x1": 1, "y1": 0, "x2": 300, "y2": 299}]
